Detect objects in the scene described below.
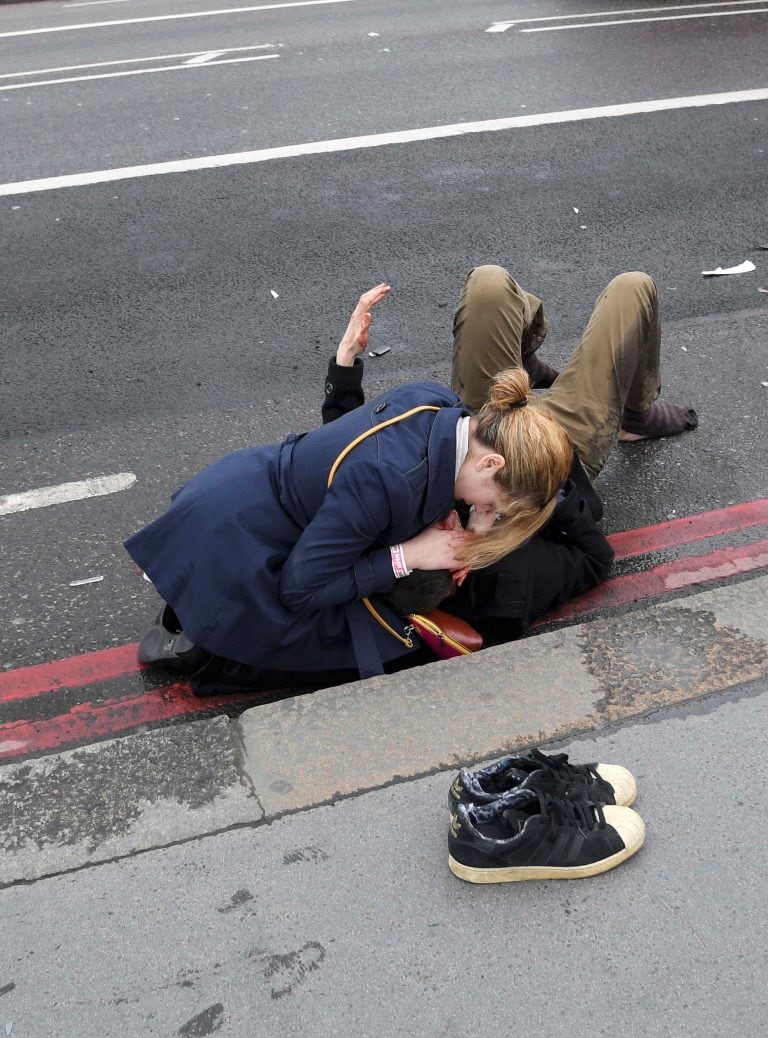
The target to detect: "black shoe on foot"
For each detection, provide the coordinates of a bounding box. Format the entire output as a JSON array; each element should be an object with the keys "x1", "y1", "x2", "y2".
[
  {"x1": 449, "y1": 747, "x2": 637, "y2": 811},
  {"x1": 448, "y1": 789, "x2": 645, "y2": 883},
  {"x1": 621, "y1": 401, "x2": 698, "y2": 439},
  {"x1": 137, "y1": 613, "x2": 212, "y2": 674},
  {"x1": 524, "y1": 355, "x2": 560, "y2": 389}
]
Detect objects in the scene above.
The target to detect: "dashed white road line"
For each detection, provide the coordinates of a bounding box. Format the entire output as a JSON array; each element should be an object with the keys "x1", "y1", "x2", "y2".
[
  {"x1": 185, "y1": 51, "x2": 228, "y2": 65},
  {"x1": 0, "y1": 0, "x2": 357, "y2": 39},
  {"x1": 0, "y1": 45, "x2": 277, "y2": 81},
  {"x1": 486, "y1": 0, "x2": 768, "y2": 31},
  {"x1": 0, "y1": 53, "x2": 279, "y2": 91},
  {"x1": 1, "y1": 87, "x2": 767, "y2": 197},
  {"x1": 65, "y1": 0, "x2": 137, "y2": 7},
  {"x1": 522, "y1": 7, "x2": 768, "y2": 31},
  {"x1": 0, "y1": 473, "x2": 137, "y2": 516}
]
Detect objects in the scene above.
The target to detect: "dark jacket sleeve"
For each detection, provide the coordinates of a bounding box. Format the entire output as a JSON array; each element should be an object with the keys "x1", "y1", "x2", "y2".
[
  {"x1": 321, "y1": 356, "x2": 365, "y2": 424},
  {"x1": 278, "y1": 461, "x2": 413, "y2": 611},
  {"x1": 447, "y1": 479, "x2": 614, "y2": 636}
]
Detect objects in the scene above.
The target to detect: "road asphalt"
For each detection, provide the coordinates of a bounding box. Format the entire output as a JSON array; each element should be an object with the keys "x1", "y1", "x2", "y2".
[{"x1": 2, "y1": 2, "x2": 767, "y2": 1033}]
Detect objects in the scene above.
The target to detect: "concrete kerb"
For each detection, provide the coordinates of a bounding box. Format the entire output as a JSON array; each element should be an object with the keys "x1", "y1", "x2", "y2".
[
  {"x1": 236, "y1": 572, "x2": 768, "y2": 814},
  {"x1": 1, "y1": 573, "x2": 766, "y2": 886}
]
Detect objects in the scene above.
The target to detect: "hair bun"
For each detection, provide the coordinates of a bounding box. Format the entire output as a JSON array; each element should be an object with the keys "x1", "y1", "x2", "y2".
[{"x1": 486, "y1": 367, "x2": 531, "y2": 410}]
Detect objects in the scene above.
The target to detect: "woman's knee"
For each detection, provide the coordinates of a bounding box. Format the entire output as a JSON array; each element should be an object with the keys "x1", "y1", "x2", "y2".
[
  {"x1": 462, "y1": 264, "x2": 527, "y2": 312},
  {"x1": 606, "y1": 271, "x2": 657, "y2": 305}
]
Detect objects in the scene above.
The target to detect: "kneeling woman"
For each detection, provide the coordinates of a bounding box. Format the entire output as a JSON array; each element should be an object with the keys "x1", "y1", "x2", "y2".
[{"x1": 126, "y1": 358, "x2": 571, "y2": 685}]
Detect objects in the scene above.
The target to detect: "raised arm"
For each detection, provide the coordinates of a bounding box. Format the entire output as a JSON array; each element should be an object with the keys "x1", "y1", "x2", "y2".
[{"x1": 322, "y1": 283, "x2": 390, "y2": 424}]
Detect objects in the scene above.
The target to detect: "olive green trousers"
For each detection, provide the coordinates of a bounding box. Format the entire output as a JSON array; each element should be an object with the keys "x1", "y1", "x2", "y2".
[{"x1": 451, "y1": 266, "x2": 662, "y2": 479}]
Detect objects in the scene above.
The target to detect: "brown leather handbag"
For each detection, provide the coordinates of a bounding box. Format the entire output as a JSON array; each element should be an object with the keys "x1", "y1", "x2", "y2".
[{"x1": 406, "y1": 608, "x2": 483, "y2": 659}]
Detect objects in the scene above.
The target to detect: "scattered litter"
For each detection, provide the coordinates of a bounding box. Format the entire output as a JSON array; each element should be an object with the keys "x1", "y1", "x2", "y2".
[
  {"x1": 270, "y1": 289, "x2": 279, "y2": 299},
  {"x1": 681, "y1": 346, "x2": 688, "y2": 352},
  {"x1": 761, "y1": 381, "x2": 768, "y2": 388},
  {"x1": 701, "y1": 260, "x2": 756, "y2": 277},
  {"x1": 6, "y1": 1023, "x2": 12, "y2": 1035},
  {"x1": 379, "y1": 47, "x2": 391, "y2": 51},
  {"x1": 753, "y1": 243, "x2": 768, "y2": 250},
  {"x1": 368, "y1": 31, "x2": 379, "y2": 36},
  {"x1": 572, "y1": 207, "x2": 579, "y2": 214},
  {"x1": 758, "y1": 287, "x2": 768, "y2": 294},
  {"x1": 11, "y1": 206, "x2": 19, "y2": 211},
  {"x1": 69, "y1": 575, "x2": 104, "y2": 587},
  {"x1": 368, "y1": 346, "x2": 391, "y2": 357},
  {"x1": 579, "y1": 224, "x2": 587, "y2": 230}
]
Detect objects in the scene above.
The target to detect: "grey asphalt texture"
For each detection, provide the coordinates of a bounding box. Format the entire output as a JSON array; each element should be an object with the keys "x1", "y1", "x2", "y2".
[
  {"x1": 1, "y1": 678, "x2": 766, "y2": 1037},
  {"x1": 1, "y1": 2, "x2": 768, "y2": 1033},
  {"x1": 2, "y1": 304, "x2": 766, "y2": 669}
]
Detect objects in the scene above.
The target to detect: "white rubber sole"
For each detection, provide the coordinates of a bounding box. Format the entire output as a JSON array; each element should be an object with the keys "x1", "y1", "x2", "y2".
[{"x1": 449, "y1": 806, "x2": 645, "y2": 883}]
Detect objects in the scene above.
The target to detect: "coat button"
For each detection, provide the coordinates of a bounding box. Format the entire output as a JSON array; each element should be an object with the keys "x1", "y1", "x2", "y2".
[{"x1": 374, "y1": 402, "x2": 386, "y2": 413}]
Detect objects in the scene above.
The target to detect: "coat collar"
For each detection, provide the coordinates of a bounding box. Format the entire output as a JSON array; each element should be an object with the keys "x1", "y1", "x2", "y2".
[{"x1": 423, "y1": 405, "x2": 470, "y2": 524}]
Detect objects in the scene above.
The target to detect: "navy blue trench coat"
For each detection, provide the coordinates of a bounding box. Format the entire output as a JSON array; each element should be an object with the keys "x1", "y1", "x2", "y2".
[{"x1": 125, "y1": 382, "x2": 469, "y2": 677}]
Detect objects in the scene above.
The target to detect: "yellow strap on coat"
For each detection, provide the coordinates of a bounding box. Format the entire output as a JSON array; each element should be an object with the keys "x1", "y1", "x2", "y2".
[{"x1": 327, "y1": 404, "x2": 441, "y2": 649}]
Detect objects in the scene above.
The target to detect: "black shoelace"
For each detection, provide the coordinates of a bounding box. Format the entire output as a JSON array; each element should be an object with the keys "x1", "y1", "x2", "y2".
[
  {"x1": 473, "y1": 789, "x2": 606, "y2": 834},
  {"x1": 535, "y1": 792, "x2": 607, "y2": 835},
  {"x1": 528, "y1": 747, "x2": 602, "y2": 787}
]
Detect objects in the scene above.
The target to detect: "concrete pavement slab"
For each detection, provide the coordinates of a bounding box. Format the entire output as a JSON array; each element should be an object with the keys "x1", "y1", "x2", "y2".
[
  {"x1": 238, "y1": 573, "x2": 768, "y2": 814},
  {"x1": 1, "y1": 574, "x2": 765, "y2": 886},
  {"x1": 0, "y1": 716, "x2": 261, "y2": 885},
  {"x1": 1, "y1": 680, "x2": 766, "y2": 1037}
]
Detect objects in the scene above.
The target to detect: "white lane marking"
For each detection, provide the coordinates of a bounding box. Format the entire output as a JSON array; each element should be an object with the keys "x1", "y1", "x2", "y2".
[
  {"x1": 0, "y1": 473, "x2": 137, "y2": 516},
  {"x1": 0, "y1": 0, "x2": 357, "y2": 39},
  {"x1": 2, "y1": 86, "x2": 767, "y2": 197},
  {"x1": 486, "y1": 0, "x2": 768, "y2": 30},
  {"x1": 0, "y1": 45, "x2": 276, "y2": 81},
  {"x1": 0, "y1": 54, "x2": 279, "y2": 92},
  {"x1": 523, "y1": 7, "x2": 768, "y2": 30},
  {"x1": 185, "y1": 51, "x2": 227, "y2": 64},
  {"x1": 65, "y1": 0, "x2": 136, "y2": 6}
]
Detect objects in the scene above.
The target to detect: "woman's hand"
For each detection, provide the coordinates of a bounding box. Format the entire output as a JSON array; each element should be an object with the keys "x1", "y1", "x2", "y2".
[
  {"x1": 433, "y1": 509, "x2": 463, "y2": 533},
  {"x1": 433, "y1": 510, "x2": 471, "y2": 584},
  {"x1": 336, "y1": 282, "x2": 391, "y2": 366},
  {"x1": 402, "y1": 524, "x2": 472, "y2": 572}
]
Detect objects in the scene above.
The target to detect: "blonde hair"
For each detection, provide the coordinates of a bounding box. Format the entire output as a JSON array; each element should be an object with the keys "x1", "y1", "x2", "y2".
[{"x1": 457, "y1": 367, "x2": 573, "y2": 569}]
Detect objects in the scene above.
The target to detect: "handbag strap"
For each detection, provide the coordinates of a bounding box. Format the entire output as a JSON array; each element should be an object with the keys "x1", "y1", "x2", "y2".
[
  {"x1": 327, "y1": 404, "x2": 441, "y2": 650},
  {"x1": 327, "y1": 405, "x2": 440, "y2": 487}
]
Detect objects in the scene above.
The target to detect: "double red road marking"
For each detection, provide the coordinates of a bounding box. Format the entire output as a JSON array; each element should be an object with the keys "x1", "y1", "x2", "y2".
[{"x1": 2, "y1": 498, "x2": 767, "y2": 763}]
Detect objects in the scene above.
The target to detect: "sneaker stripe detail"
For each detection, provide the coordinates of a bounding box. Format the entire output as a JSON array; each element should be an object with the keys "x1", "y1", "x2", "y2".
[{"x1": 448, "y1": 833, "x2": 644, "y2": 883}]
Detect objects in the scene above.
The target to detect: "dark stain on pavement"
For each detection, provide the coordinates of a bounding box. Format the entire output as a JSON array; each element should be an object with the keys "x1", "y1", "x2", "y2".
[
  {"x1": 0, "y1": 718, "x2": 242, "y2": 853},
  {"x1": 283, "y1": 846, "x2": 329, "y2": 865},
  {"x1": 0, "y1": 981, "x2": 15, "y2": 998},
  {"x1": 217, "y1": 889, "x2": 255, "y2": 913},
  {"x1": 178, "y1": 1002, "x2": 225, "y2": 1037},
  {"x1": 252, "y1": 941, "x2": 326, "y2": 1000},
  {"x1": 580, "y1": 606, "x2": 768, "y2": 720}
]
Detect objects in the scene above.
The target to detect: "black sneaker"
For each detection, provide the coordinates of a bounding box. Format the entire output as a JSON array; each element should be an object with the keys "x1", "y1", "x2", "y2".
[
  {"x1": 448, "y1": 789, "x2": 645, "y2": 883},
  {"x1": 137, "y1": 604, "x2": 212, "y2": 674},
  {"x1": 449, "y1": 747, "x2": 636, "y2": 812}
]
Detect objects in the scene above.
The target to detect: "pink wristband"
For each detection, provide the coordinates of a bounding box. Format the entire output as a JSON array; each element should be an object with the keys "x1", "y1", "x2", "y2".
[{"x1": 390, "y1": 543, "x2": 412, "y2": 579}]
